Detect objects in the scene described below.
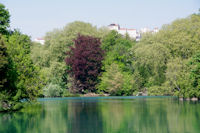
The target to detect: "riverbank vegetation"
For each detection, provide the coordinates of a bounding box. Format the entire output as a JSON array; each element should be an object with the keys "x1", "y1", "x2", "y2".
[
  {"x1": 30, "y1": 11, "x2": 200, "y2": 99},
  {"x1": 0, "y1": 4, "x2": 45, "y2": 111},
  {"x1": 0, "y1": 3, "x2": 200, "y2": 111}
]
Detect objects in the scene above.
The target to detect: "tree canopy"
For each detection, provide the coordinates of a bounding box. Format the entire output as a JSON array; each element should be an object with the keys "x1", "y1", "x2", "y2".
[
  {"x1": 0, "y1": 3, "x2": 10, "y2": 35},
  {"x1": 66, "y1": 35, "x2": 104, "y2": 93}
]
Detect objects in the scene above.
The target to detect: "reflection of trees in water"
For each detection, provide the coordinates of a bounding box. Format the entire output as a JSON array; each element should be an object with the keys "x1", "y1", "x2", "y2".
[
  {"x1": 100, "y1": 98, "x2": 200, "y2": 133},
  {"x1": 136, "y1": 99, "x2": 170, "y2": 133},
  {"x1": 0, "y1": 104, "x2": 46, "y2": 133},
  {"x1": 0, "y1": 99, "x2": 200, "y2": 133},
  {"x1": 0, "y1": 101, "x2": 69, "y2": 133},
  {"x1": 100, "y1": 99, "x2": 138, "y2": 132},
  {"x1": 66, "y1": 100, "x2": 103, "y2": 133},
  {"x1": 166, "y1": 100, "x2": 200, "y2": 132}
]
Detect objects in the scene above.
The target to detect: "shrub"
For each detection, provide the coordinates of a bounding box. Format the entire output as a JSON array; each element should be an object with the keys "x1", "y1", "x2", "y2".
[
  {"x1": 43, "y1": 83, "x2": 63, "y2": 97},
  {"x1": 147, "y1": 85, "x2": 172, "y2": 96},
  {"x1": 97, "y1": 63, "x2": 135, "y2": 96}
]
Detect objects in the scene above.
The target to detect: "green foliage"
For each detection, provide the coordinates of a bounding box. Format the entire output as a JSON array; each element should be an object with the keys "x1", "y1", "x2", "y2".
[
  {"x1": 190, "y1": 52, "x2": 200, "y2": 89},
  {"x1": 0, "y1": 3, "x2": 10, "y2": 35},
  {"x1": 98, "y1": 63, "x2": 123, "y2": 95},
  {"x1": 12, "y1": 102, "x2": 23, "y2": 110},
  {"x1": 101, "y1": 31, "x2": 135, "y2": 72},
  {"x1": 165, "y1": 58, "x2": 189, "y2": 93},
  {"x1": 0, "y1": 4, "x2": 44, "y2": 112},
  {"x1": 98, "y1": 63, "x2": 135, "y2": 96},
  {"x1": 6, "y1": 31, "x2": 44, "y2": 101},
  {"x1": 147, "y1": 86, "x2": 172, "y2": 96},
  {"x1": 101, "y1": 30, "x2": 122, "y2": 52},
  {"x1": 133, "y1": 43, "x2": 169, "y2": 88},
  {"x1": 0, "y1": 35, "x2": 8, "y2": 89},
  {"x1": 31, "y1": 21, "x2": 108, "y2": 95},
  {"x1": 130, "y1": 14, "x2": 200, "y2": 98},
  {"x1": 43, "y1": 83, "x2": 63, "y2": 97},
  {"x1": 98, "y1": 31, "x2": 136, "y2": 96},
  {"x1": 160, "y1": 15, "x2": 200, "y2": 59},
  {"x1": 19, "y1": 12, "x2": 200, "y2": 98},
  {"x1": 0, "y1": 35, "x2": 18, "y2": 111},
  {"x1": 103, "y1": 38, "x2": 134, "y2": 71},
  {"x1": 169, "y1": 52, "x2": 200, "y2": 98}
]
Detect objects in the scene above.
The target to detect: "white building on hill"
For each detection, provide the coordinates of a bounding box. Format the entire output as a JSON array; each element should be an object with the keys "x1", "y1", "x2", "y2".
[
  {"x1": 108, "y1": 23, "x2": 159, "y2": 41},
  {"x1": 153, "y1": 27, "x2": 159, "y2": 33},
  {"x1": 34, "y1": 38, "x2": 45, "y2": 45},
  {"x1": 140, "y1": 27, "x2": 151, "y2": 34},
  {"x1": 108, "y1": 24, "x2": 139, "y2": 39},
  {"x1": 108, "y1": 24, "x2": 120, "y2": 31}
]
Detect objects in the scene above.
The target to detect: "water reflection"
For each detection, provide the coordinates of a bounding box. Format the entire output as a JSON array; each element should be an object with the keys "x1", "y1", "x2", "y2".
[{"x1": 0, "y1": 97, "x2": 200, "y2": 133}]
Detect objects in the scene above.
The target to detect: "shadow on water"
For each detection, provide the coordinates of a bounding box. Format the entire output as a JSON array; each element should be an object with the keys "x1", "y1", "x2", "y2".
[{"x1": 0, "y1": 97, "x2": 200, "y2": 133}]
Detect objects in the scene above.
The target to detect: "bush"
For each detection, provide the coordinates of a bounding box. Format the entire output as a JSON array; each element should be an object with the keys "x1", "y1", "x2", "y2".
[
  {"x1": 97, "y1": 63, "x2": 135, "y2": 96},
  {"x1": 147, "y1": 85, "x2": 172, "y2": 96},
  {"x1": 43, "y1": 83, "x2": 63, "y2": 97}
]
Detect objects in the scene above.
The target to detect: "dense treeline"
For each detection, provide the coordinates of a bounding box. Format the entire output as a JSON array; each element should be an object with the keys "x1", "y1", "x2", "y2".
[
  {"x1": 0, "y1": 2, "x2": 200, "y2": 112},
  {"x1": 31, "y1": 21, "x2": 109, "y2": 97},
  {"x1": 132, "y1": 14, "x2": 200, "y2": 98},
  {"x1": 32, "y1": 12, "x2": 199, "y2": 99},
  {"x1": 0, "y1": 4, "x2": 44, "y2": 111}
]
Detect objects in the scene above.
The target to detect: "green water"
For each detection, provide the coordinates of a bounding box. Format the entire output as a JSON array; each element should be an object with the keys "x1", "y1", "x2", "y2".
[{"x1": 0, "y1": 96, "x2": 200, "y2": 133}]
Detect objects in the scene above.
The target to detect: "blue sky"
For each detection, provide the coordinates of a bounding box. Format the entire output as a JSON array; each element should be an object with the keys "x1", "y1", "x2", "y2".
[{"x1": 1, "y1": 0, "x2": 199, "y2": 39}]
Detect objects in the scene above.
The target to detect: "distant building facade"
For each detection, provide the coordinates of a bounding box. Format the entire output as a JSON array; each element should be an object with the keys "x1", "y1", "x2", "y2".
[
  {"x1": 152, "y1": 27, "x2": 159, "y2": 33},
  {"x1": 108, "y1": 24, "x2": 138, "y2": 39},
  {"x1": 140, "y1": 27, "x2": 151, "y2": 34},
  {"x1": 108, "y1": 23, "x2": 159, "y2": 41},
  {"x1": 34, "y1": 38, "x2": 45, "y2": 45}
]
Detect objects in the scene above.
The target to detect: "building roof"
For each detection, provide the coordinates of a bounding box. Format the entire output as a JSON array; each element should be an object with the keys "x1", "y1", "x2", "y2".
[{"x1": 108, "y1": 23, "x2": 119, "y2": 26}]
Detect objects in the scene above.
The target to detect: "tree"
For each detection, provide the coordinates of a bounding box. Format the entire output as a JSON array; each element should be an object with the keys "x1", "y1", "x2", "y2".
[
  {"x1": 65, "y1": 35, "x2": 104, "y2": 93},
  {"x1": 0, "y1": 3, "x2": 10, "y2": 35},
  {"x1": 31, "y1": 21, "x2": 108, "y2": 96},
  {"x1": 190, "y1": 52, "x2": 200, "y2": 89},
  {"x1": 7, "y1": 31, "x2": 44, "y2": 101},
  {"x1": 0, "y1": 35, "x2": 8, "y2": 89},
  {"x1": 97, "y1": 31, "x2": 136, "y2": 95},
  {"x1": 130, "y1": 14, "x2": 200, "y2": 97},
  {"x1": 102, "y1": 37, "x2": 135, "y2": 72},
  {"x1": 133, "y1": 43, "x2": 169, "y2": 88},
  {"x1": 101, "y1": 30, "x2": 121, "y2": 52},
  {"x1": 97, "y1": 63, "x2": 135, "y2": 95}
]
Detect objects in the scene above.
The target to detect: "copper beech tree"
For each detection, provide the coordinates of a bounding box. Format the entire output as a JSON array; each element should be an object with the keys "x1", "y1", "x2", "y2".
[{"x1": 65, "y1": 35, "x2": 104, "y2": 93}]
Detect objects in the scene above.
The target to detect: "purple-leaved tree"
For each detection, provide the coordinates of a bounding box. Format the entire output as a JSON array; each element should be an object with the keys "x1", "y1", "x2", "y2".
[{"x1": 65, "y1": 35, "x2": 104, "y2": 93}]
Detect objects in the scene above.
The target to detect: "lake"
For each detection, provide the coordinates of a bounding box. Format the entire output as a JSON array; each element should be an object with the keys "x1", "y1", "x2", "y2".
[{"x1": 0, "y1": 96, "x2": 200, "y2": 133}]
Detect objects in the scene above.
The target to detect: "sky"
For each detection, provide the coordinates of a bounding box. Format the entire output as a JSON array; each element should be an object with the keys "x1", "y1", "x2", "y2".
[{"x1": 1, "y1": 0, "x2": 200, "y2": 39}]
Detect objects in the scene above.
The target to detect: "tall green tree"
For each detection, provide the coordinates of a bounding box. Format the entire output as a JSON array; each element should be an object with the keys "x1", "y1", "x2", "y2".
[
  {"x1": 98, "y1": 63, "x2": 135, "y2": 95},
  {"x1": 0, "y1": 35, "x2": 8, "y2": 89},
  {"x1": 98, "y1": 31, "x2": 136, "y2": 95},
  {"x1": 190, "y1": 52, "x2": 200, "y2": 90},
  {"x1": 133, "y1": 43, "x2": 169, "y2": 88},
  {"x1": 7, "y1": 31, "x2": 44, "y2": 101},
  {"x1": 0, "y1": 3, "x2": 10, "y2": 35}
]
